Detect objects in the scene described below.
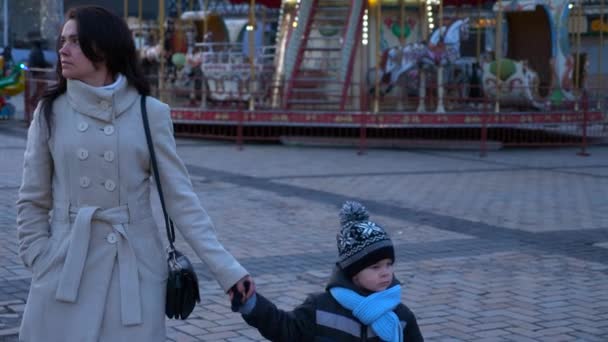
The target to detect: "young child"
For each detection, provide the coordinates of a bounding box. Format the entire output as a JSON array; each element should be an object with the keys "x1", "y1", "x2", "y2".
[{"x1": 236, "y1": 201, "x2": 424, "y2": 341}]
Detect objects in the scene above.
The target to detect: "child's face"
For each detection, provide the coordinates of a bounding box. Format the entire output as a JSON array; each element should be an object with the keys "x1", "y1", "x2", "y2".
[{"x1": 352, "y1": 258, "x2": 394, "y2": 292}]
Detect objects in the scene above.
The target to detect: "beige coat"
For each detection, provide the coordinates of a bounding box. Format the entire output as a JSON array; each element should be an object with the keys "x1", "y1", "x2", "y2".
[{"x1": 17, "y1": 76, "x2": 247, "y2": 342}]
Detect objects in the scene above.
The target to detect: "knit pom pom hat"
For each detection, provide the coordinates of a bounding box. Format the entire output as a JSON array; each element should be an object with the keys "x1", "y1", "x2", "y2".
[{"x1": 336, "y1": 201, "x2": 394, "y2": 277}]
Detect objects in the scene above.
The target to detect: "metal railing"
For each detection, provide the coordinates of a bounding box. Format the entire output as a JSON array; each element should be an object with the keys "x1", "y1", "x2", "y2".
[{"x1": 22, "y1": 68, "x2": 607, "y2": 156}]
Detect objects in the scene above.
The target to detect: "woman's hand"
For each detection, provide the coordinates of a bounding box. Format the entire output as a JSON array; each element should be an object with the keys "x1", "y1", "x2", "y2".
[
  {"x1": 238, "y1": 275, "x2": 256, "y2": 299},
  {"x1": 228, "y1": 275, "x2": 256, "y2": 304}
]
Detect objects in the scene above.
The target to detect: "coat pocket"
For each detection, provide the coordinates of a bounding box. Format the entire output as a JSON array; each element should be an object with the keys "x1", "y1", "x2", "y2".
[
  {"x1": 31, "y1": 228, "x2": 70, "y2": 281},
  {"x1": 31, "y1": 236, "x2": 58, "y2": 278},
  {"x1": 30, "y1": 238, "x2": 52, "y2": 275},
  {"x1": 129, "y1": 217, "x2": 168, "y2": 282}
]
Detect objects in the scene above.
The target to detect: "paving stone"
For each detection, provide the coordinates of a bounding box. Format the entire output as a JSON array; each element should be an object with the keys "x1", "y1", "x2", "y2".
[
  {"x1": 0, "y1": 128, "x2": 607, "y2": 340},
  {"x1": 195, "y1": 331, "x2": 239, "y2": 340},
  {"x1": 175, "y1": 324, "x2": 209, "y2": 336},
  {"x1": 0, "y1": 327, "x2": 19, "y2": 337},
  {"x1": 167, "y1": 331, "x2": 201, "y2": 342}
]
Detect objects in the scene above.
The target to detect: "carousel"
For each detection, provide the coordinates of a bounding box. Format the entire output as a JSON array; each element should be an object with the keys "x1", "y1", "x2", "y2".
[
  {"x1": 24, "y1": 0, "x2": 608, "y2": 148},
  {"x1": 126, "y1": 0, "x2": 280, "y2": 108}
]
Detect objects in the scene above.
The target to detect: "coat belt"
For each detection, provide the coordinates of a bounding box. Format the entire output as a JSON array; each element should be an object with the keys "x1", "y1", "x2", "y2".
[{"x1": 55, "y1": 205, "x2": 143, "y2": 326}]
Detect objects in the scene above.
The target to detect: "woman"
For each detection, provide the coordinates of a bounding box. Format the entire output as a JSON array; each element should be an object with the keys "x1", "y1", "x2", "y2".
[{"x1": 17, "y1": 6, "x2": 254, "y2": 341}]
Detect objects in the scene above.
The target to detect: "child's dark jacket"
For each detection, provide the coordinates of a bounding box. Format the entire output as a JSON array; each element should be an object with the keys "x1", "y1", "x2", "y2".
[{"x1": 242, "y1": 266, "x2": 424, "y2": 341}]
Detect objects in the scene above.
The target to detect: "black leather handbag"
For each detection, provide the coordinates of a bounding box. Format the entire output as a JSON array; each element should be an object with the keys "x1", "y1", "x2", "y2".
[{"x1": 140, "y1": 95, "x2": 201, "y2": 320}]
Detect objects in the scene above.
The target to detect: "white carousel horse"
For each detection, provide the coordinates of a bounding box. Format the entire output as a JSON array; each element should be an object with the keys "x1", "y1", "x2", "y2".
[
  {"x1": 369, "y1": 18, "x2": 470, "y2": 112},
  {"x1": 140, "y1": 44, "x2": 163, "y2": 63},
  {"x1": 482, "y1": 59, "x2": 542, "y2": 109},
  {"x1": 138, "y1": 25, "x2": 163, "y2": 63}
]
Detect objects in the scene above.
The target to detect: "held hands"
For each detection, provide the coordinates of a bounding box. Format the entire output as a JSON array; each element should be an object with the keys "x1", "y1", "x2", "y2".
[{"x1": 228, "y1": 275, "x2": 255, "y2": 312}]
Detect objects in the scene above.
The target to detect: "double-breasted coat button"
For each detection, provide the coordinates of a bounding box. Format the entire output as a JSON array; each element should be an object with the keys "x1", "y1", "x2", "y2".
[
  {"x1": 104, "y1": 180, "x2": 116, "y2": 192},
  {"x1": 77, "y1": 148, "x2": 89, "y2": 160},
  {"x1": 106, "y1": 232, "x2": 117, "y2": 244},
  {"x1": 103, "y1": 151, "x2": 115, "y2": 162},
  {"x1": 79, "y1": 176, "x2": 91, "y2": 188},
  {"x1": 103, "y1": 125, "x2": 115, "y2": 135},
  {"x1": 99, "y1": 100, "x2": 111, "y2": 110},
  {"x1": 77, "y1": 122, "x2": 89, "y2": 132}
]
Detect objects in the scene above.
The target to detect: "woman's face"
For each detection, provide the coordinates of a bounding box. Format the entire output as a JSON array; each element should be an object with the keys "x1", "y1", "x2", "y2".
[{"x1": 58, "y1": 19, "x2": 107, "y2": 85}]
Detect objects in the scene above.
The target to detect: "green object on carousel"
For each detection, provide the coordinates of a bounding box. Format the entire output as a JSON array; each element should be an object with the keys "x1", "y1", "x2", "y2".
[
  {"x1": 171, "y1": 53, "x2": 186, "y2": 68},
  {"x1": 391, "y1": 24, "x2": 410, "y2": 39},
  {"x1": 0, "y1": 65, "x2": 23, "y2": 89},
  {"x1": 489, "y1": 59, "x2": 516, "y2": 81},
  {"x1": 549, "y1": 88, "x2": 565, "y2": 105}
]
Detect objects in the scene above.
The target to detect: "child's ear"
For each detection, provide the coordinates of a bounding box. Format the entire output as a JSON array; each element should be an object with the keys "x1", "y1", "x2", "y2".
[{"x1": 352, "y1": 274, "x2": 360, "y2": 287}]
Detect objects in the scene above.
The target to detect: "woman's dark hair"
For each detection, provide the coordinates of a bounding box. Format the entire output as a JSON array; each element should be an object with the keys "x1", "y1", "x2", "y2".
[{"x1": 40, "y1": 6, "x2": 150, "y2": 132}]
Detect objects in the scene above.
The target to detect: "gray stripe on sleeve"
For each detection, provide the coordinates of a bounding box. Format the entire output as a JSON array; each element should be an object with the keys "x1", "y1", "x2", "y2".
[{"x1": 316, "y1": 310, "x2": 361, "y2": 338}]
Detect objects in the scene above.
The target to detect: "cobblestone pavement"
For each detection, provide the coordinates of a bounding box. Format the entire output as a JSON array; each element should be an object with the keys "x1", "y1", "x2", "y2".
[{"x1": 1, "y1": 121, "x2": 607, "y2": 341}]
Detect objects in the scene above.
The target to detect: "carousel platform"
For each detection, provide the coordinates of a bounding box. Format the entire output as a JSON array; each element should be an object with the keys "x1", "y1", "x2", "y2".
[{"x1": 170, "y1": 107, "x2": 606, "y2": 147}]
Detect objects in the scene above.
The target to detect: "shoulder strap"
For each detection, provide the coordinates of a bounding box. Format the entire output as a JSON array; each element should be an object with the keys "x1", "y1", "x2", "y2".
[{"x1": 140, "y1": 95, "x2": 176, "y2": 248}]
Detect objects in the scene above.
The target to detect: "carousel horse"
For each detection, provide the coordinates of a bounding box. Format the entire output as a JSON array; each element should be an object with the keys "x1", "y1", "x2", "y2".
[
  {"x1": 481, "y1": 58, "x2": 543, "y2": 109},
  {"x1": 369, "y1": 18, "x2": 470, "y2": 112}
]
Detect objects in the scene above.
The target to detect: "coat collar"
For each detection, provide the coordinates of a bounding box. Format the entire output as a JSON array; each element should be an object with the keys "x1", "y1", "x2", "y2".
[{"x1": 66, "y1": 75, "x2": 139, "y2": 122}]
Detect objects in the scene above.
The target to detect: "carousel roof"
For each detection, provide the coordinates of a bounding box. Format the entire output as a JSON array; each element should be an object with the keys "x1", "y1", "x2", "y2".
[
  {"x1": 443, "y1": 0, "x2": 496, "y2": 6},
  {"x1": 227, "y1": 0, "x2": 282, "y2": 8}
]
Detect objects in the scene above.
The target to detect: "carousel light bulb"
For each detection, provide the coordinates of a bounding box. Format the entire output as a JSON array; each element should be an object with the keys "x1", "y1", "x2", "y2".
[
  {"x1": 429, "y1": 17, "x2": 434, "y2": 23},
  {"x1": 568, "y1": 3, "x2": 573, "y2": 9},
  {"x1": 362, "y1": 39, "x2": 368, "y2": 45},
  {"x1": 246, "y1": 25, "x2": 254, "y2": 31},
  {"x1": 363, "y1": 33, "x2": 368, "y2": 39},
  {"x1": 292, "y1": 21, "x2": 298, "y2": 28},
  {"x1": 427, "y1": 5, "x2": 432, "y2": 11},
  {"x1": 429, "y1": 23, "x2": 435, "y2": 29}
]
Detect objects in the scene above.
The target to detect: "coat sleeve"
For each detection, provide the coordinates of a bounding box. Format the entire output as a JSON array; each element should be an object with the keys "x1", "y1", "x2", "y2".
[
  {"x1": 16, "y1": 104, "x2": 52, "y2": 269},
  {"x1": 149, "y1": 101, "x2": 247, "y2": 291},
  {"x1": 242, "y1": 293, "x2": 316, "y2": 342},
  {"x1": 401, "y1": 305, "x2": 424, "y2": 342}
]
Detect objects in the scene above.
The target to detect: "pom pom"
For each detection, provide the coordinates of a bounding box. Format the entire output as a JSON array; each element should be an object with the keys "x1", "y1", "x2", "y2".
[{"x1": 339, "y1": 201, "x2": 369, "y2": 228}]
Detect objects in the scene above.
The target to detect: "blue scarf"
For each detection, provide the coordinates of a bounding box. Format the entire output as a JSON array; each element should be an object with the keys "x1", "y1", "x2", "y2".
[{"x1": 329, "y1": 285, "x2": 403, "y2": 342}]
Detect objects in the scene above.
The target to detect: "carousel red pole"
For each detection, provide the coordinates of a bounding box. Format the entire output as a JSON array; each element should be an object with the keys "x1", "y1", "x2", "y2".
[
  {"x1": 201, "y1": 0, "x2": 209, "y2": 109},
  {"x1": 577, "y1": 90, "x2": 590, "y2": 156},
  {"x1": 599, "y1": 0, "x2": 604, "y2": 110},
  {"x1": 475, "y1": 0, "x2": 482, "y2": 102},
  {"x1": 574, "y1": 1, "x2": 582, "y2": 111},
  {"x1": 358, "y1": 113, "x2": 368, "y2": 155},
  {"x1": 237, "y1": 111, "x2": 244, "y2": 150},
  {"x1": 480, "y1": 94, "x2": 488, "y2": 157},
  {"x1": 248, "y1": 0, "x2": 256, "y2": 111},
  {"x1": 158, "y1": 0, "x2": 166, "y2": 102},
  {"x1": 371, "y1": 0, "x2": 380, "y2": 113},
  {"x1": 495, "y1": 0, "x2": 503, "y2": 113}
]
